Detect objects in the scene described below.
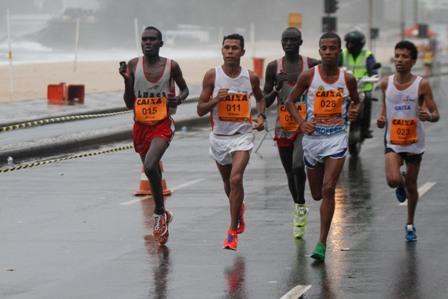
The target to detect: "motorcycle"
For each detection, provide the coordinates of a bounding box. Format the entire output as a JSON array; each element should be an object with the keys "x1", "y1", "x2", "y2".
[{"x1": 348, "y1": 64, "x2": 381, "y2": 157}]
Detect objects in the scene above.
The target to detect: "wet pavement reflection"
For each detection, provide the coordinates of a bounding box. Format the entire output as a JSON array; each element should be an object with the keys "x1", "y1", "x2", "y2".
[
  {"x1": 224, "y1": 256, "x2": 247, "y2": 299},
  {"x1": 141, "y1": 197, "x2": 171, "y2": 299}
]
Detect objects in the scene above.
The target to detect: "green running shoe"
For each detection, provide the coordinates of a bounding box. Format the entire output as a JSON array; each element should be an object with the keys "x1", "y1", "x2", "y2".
[{"x1": 311, "y1": 242, "x2": 326, "y2": 261}]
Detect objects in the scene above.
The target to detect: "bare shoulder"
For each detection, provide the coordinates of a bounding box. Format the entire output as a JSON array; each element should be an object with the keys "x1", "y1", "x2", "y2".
[
  {"x1": 380, "y1": 76, "x2": 389, "y2": 91},
  {"x1": 248, "y1": 69, "x2": 261, "y2": 85},
  {"x1": 307, "y1": 57, "x2": 321, "y2": 68},
  {"x1": 203, "y1": 68, "x2": 216, "y2": 85}
]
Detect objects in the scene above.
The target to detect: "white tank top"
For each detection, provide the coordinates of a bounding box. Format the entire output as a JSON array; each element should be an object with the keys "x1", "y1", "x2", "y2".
[
  {"x1": 133, "y1": 57, "x2": 176, "y2": 123},
  {"x1": 306, "y1": 66, "x2": 350, "y2": 137},
  {"x1": 385, "y1": 75, "x2": 425, "y2": 153},
  {"x1": 211, "y1": 66, "x2": 254, "y2": 135}
]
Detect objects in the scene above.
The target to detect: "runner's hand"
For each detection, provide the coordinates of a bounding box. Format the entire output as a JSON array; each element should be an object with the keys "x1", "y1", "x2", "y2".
[
  {"x1": 348, "y1": 102, "x2": 360, "y2": 122},
  {"x1": 418, "y1": 107, "x2": 432, "y2": 122},
  {"x1": 300, "y1": 120, "x2": 315, "y2": 135},
  {"x1": 119, "y1": 61, "x2": 130, "y2": 80},
  {"x1": 168, "y1": 96, "x2": 181, "y2": 108},
  {"x1": 214, "y1": 89, "x2": 229, "y2": 104},
  {"x1": 253, "y1": 114, "x2": 265, "y2": 131},
  {"x1": 377, "y1": 115, "x2": 386, "y2": 128}
]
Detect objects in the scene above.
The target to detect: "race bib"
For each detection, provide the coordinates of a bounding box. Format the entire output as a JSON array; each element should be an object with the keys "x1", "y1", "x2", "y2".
[
  {"x1": 278, "y1": 103, "x2": 307, "y2": 132},
  {"x1": 217, "y1": 93, "x2": 251, "y2": 122},
  {"x1": 313, "y1": 89, "x2": 343, "y2": 119},
  {"x1": 390, "y1": 118, "x2": 418, "y2": 145},
  {"x1": 134, "y1": 97, "x2": 168, "y2": 124}
]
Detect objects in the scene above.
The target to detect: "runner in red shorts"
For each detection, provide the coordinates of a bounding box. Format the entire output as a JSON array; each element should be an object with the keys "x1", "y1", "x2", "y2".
[{"x1": 119, "y1": 26, "x2": 189, "y2": 245}]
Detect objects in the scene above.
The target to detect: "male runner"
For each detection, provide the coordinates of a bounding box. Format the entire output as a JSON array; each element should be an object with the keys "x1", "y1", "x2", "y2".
[
  {"x1": 286, "y1": 32, "x2": 360, "y2": 261},
  {"x1": 119, "y1": 26, "x2": 189, "y2": 245},
  {"x1": 377, "y1": 40, "x2": 439, "y2": 242},
  {"x1": 264, "y1": 27, "x2": 319, "y2": 239},
  {"x1": 197, "y1": 33, "x2": 266, "y2": 250}
]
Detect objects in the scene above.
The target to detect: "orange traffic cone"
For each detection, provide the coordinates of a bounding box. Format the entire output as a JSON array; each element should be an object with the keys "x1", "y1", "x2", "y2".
[{"x1": 134, "y1": 161, "x2": 172, "y2": 197}]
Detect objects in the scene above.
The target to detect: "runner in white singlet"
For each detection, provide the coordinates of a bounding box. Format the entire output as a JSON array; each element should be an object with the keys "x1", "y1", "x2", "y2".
[
  {"x1": 285, "y1": 32, "x2": 361, "y2": 261},
  {"x1": 197, "y1": 34, "x2": 266, "y2": 251},
  {"x1": 377, "y1": 40, "x2": 439, "y2": 242}
]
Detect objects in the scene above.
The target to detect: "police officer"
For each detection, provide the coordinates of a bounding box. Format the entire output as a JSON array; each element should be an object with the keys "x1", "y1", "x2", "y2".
[{"x1": 341, "y1": 30, "x2": 378, "y2": 139}]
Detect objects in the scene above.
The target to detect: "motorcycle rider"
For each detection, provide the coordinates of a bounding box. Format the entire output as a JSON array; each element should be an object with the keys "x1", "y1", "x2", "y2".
[{"x1": 341, "y1": 30, "x2": 378, "y2": 139}]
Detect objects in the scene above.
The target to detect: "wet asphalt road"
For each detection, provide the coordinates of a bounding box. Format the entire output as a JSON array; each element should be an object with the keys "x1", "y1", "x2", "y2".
[{"x1": 1, "y1": 81, "x2": 448, "y2": 299}]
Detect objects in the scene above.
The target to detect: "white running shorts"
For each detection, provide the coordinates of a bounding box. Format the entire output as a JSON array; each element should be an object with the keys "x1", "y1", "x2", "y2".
[
  {"x1": 302, "y1": 133, "x2": 348, "y2": 168},
  {"x1": 209, "y1": 132, "x2": 255, "y2": 165}
]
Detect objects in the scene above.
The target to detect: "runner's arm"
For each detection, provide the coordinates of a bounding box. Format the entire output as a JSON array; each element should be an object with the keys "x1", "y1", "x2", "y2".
[
  {"x1": 197, "y1": 69, "x2": 220, "y2": 116},
  {"x1": 346, "y1": 72, "x2": 361, "y2": 122},
  {"x1": 170, "y1": 60, "x2": 189, "y2": 105},
  {"x1": 120, "y1": 58, "x2": 137, "y2": 109},
  {"x1": 377, "y1": 78, "x2": 388, "y2": 128},
  {"x1": 418, "y1": 79, "x2": 440, "y2": 122},
  {"x1": 285, "y1": 70, "x2": 311, "y2": 125},
  {"x1": 307, "y1": 58, "x2": 321, "y2": 68},
  {"x1": 250, "y1": 71, "x2": 266, "y2": 130},
  {"x1": 263, "y1": 61, "x2": 278, "y2": 108}
]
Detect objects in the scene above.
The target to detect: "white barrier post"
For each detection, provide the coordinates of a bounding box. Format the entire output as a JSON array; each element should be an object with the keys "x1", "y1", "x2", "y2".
[
  {"x1": 7, "y1": 8, "x2": 14, "y2": 98},
  {"x1": 73, "y1": 18, "x2": 80, "y2": 72}
]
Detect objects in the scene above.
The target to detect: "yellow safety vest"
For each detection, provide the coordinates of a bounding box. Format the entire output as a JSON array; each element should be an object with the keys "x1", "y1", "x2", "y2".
[{"x1": 342, "y1": 48, "x2": 373, "y2": 92}]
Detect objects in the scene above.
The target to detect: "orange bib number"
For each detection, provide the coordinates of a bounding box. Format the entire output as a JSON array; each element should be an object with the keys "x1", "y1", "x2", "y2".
[
  {"x1": 134, "y1": 97, "x2": 168, "y2": 124},
  {"x1": 278, "y1": 103, "x2": 306, "y2": 132},
  {"x1": 217, "y1": 93, "x2": 251, "y2": 122},
  {"x1": 390, "y1": 118, "x2": 418, "y2": 145},
  {"x1": 314, "y1": 90, "x2": 343, "y2": 119}
]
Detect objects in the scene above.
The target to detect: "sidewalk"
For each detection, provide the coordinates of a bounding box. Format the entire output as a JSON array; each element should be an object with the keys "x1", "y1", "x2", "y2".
[{"x1": 0, "y1": 88, "x2": 204, "y2": 165}]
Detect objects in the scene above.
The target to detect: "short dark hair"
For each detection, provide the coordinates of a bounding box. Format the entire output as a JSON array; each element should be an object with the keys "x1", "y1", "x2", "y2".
[
  {"x1": 282, "y1": 27, "x2": 302, "y2": 39},
  {"x1": 144, "y1": 26, "x2": 162, "y2": 40},
  {"x1": 395, "y1": 40, "x2": 418, "y2": 60},
  {"x1": 319, "y1": 32, "x2": 341, "y2": 48},
  {"x1": 223, "y1": 33, "x2": 245, "y2": 50}
]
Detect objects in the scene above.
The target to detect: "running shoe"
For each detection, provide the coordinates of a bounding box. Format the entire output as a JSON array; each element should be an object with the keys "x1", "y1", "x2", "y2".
[
  {"x1": 153, "y1": 210, "x2": 173, "y2": 245},
  {"x1": 311, "y1": 242, "x2": 326, "y2": 261},
  {"x1": 395, "y1": 172, "x2": 407, "y2": 203},
  {"x1": 405, "y1": 224, "x2": 417, "y2": 242},
  {"x1": 236, "y1": 202, "x2": 245, "y2": 234},
  {"x1": 223, "y1": 229, "x2": 238, "y2": 251},
  {"x1": 293, "y1": 204, "x2": 308, "y2": 239},
  {"x1": 293, "y1": 226, "x2": 305, "y2": 239}
]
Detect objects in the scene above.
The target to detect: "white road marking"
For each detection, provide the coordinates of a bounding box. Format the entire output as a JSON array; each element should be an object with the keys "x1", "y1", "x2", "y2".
[
  {"x1": 280, "y1": 285, "x2": 312, "y2": 299},
  {"x1": 399, "y1": 181, "x2": 436, "y2": 206},
  {"x1": 171, "y1": 178, "x2": 206, "y2": 192},
  {"x1": 119, "y1": 178, "x2": 206, "y2": 206}
]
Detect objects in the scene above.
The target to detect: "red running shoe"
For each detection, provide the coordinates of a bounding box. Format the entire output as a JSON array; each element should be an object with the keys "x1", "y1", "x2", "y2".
[{"x1": 223, "y1": 229, "x2": 238, "y2": 250}]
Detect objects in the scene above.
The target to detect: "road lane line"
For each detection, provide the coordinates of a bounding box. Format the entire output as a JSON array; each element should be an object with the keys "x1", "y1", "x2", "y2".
[
  {"x1": 171, "y1": 178, "x2": 206, "y2": 192},
  {"x1": 120, "y1": 178, "x2": 206, "y2": 206},
  {"x1": 399, "y1": 181, "x2": 436, "y2": 206},
  {"x1": 280, "y1": 285, "x2": 312, "y2": 299}
]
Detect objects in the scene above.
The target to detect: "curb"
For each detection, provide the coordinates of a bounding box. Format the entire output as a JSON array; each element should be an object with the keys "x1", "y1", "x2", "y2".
[{"x1": 0, "y1": 115, "x2": 208, "y2": 165}]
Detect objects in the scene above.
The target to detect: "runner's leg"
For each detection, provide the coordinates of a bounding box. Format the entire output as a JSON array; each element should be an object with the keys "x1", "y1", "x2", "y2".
[
  {"x1": 306, "y1": 163, "x2": 324, "y2": 201},
  {"x1": 319, "y1": 157, "x2": 345, "y2": 245},
  {"x1": 404, "y1": 160, "x2": 421, "y2": 225},
  {"x1": 228, "y1": 151, "x2": 250, "y2": 231},
  {"x1": 292, "y1": 134, "x2": 306, "y2": 204},
  {"x1": 141, "y1": 137, "x2": 169, "y2": 215},
  {"x1": 385, "y1": 152, "x2": 404, "y2": 188},
  {"x1": 216, "y1": 162, "x2": 232, "y2": 198},
  {"x1": 278, "y1": 145, "x2": 298, "y2": 202}
]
